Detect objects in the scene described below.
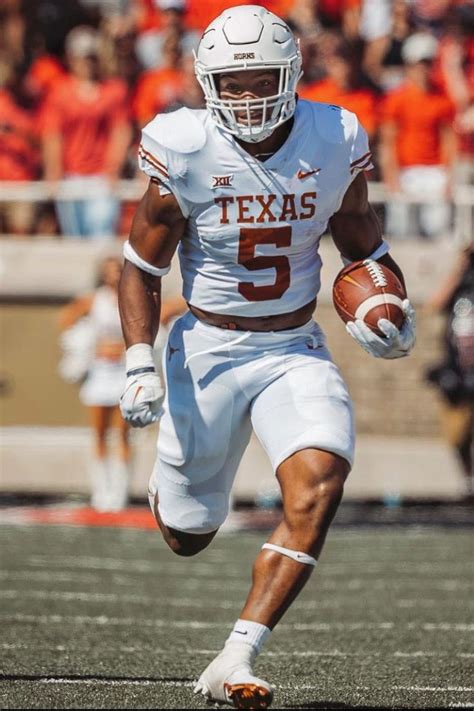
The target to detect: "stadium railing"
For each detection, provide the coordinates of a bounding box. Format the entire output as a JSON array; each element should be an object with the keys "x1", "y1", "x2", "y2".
[{"x1": 0, "y1": 179, "x2": 473, "y2": 245}]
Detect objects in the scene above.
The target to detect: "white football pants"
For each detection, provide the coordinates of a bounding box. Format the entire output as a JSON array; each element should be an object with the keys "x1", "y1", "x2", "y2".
[{"x1": 149, "y1": 312, "x2": 354, "y2": 534}]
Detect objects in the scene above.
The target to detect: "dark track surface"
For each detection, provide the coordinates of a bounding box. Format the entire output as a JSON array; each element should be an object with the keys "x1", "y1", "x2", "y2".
[{"x1": 0, "y1": 523, "x2": 472, "y2": 709}]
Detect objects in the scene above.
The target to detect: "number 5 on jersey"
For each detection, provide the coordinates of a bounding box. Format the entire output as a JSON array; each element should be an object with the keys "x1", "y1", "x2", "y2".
[{"x1": 238, "y1": 226, "x2": 292, "y2": 302}]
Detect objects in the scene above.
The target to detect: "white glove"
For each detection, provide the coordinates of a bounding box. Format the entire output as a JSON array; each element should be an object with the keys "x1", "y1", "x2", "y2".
[
  {"x1": 120, "y1": 344, "x2": 165, "y2": 427},
  {"x1": 346, "y1": 299, "x2": 416, "y2": 359}
]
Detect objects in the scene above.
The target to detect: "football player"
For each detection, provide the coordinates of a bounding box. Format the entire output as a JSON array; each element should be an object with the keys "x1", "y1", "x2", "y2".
[{"x1": 118, "y1": 5, "x2": 416, "y2": 708}]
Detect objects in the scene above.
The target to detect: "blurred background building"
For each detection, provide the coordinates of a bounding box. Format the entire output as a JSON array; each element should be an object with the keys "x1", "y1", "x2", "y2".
[{"x1": 1, "y1": 0, "x2": 473, "y2": 504}]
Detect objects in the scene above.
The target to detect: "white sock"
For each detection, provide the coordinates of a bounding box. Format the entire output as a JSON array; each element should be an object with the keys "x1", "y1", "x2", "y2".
[
  {"x1": 108, "y1": 459, "x2": 129, "y2": 511},
  {"x1": 226, "y1": 619, "x2": 271, "y2": 655},
  {"x1": 90, "y1": 458, "x2": 109, "y2": 512}
]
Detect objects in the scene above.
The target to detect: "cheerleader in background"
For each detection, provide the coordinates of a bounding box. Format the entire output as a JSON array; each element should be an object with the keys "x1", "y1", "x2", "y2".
[{"x1": 59, "y1": 256, "x2": 129, "y2": 511}]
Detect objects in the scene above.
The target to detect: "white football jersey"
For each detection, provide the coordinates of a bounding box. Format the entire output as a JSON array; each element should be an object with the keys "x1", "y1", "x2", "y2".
[{"x1": 138, "y1": 100, "x2": 373, "y2": 317}]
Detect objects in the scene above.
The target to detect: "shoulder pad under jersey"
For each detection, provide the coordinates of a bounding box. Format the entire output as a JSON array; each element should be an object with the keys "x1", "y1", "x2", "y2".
[
  {"x1": 310, "y1": 101, "x2": 358, "y2": 145},
  {"x1": 305, "y1": 100, "x2": 373, "y2": 176},
  {"x1": 143, "y1": 108, "x2": 207, "y2": 154}
]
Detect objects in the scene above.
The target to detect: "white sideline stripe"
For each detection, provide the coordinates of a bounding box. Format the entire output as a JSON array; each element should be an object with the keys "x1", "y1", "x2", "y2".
[
  {"x1": 29, "y1": 555, "x2": 467, "y2": 572},
  {"x1": 355, "y1": 294, "x2": 404, "y2": 321},
  {"x1": 392, "y1": 687, "x2": 473, "y2": 693},
  {"x1": 2, "y1": 589, "x2": 467, "y2": 610},
  {"x1": 321, "y1": 580, "x2": 472, "y2": 592},
  {"x1": 293, "y1": 685, "x2": 474, "y2": 692},
  {"x1": 23, "y1": 555, "x2": 474, "y2": 579},
  {"x1": 19, "y1": 561, "x2": 474, "y2": 596},
  {"x1": 0, "y1": 614, "x2": 221, "y2": 629},
  {"x1": 7, "y1": 678, "x2": 473, "y2": 694},
  {"x1": 320, "y1": 562, "x2": 474, "y2": 574},
  {"x1": 26, "y1": 556, "x2": 244, "y2": 578},
  {"x1": 30, "y1": 679, "x2": 195, "y2": 688},
  {"x1": 291, "y1": 622, "x2": 474, "y2": 632},
  {"x1": 3, "y1": 574, "x2": 469, "y2": 596},
  {"x1": 0, "y1": 590, "x2": 238, "y2": 608},
  {"x1": 2, "y1": 643, "x2": 472, "y2": 659},
  {"x1": 2, "y1": 614, "x2": 473, "y2": 632},
  {"x1": 0, "y1": 572, "x2": 100, "y2": 584},
  {"x1": 0, "y1": 571, "x2": 249, "y2": 594},
  {"x1": 1, "y1": 524, "x2": 452, "y2": 543}
]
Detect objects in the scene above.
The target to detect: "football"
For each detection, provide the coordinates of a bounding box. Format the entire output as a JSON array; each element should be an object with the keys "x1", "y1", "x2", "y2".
[{"x1": 333, "y1": 259, "x2": 406, "y2": 337}]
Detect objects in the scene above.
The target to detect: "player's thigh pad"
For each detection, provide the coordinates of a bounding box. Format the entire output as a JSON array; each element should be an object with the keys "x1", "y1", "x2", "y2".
[
  {"x1": 153, "y1": 314, "x2": 252, "y2": 533},
  {"x1": 251, "y1": 346, "x2": 355, "y2": 471}
]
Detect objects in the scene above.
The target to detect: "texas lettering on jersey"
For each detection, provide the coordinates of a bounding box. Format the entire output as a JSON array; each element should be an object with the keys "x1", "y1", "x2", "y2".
[
  {"x1": 138, "y1": 100, "x2": 373, "y2": 317},
  {"x1": 214, "y1": 192, "x2": 317, "y2": 224}
]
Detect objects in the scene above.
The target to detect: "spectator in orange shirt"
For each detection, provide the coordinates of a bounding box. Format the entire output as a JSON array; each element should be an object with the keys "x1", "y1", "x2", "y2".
[
  {"x1": 132, "y1": 31, "x2": 185, "y2": 126},
  {"x1": 0, "y1": 62, "x2": 39, "y2": 236},
  {"x1": 25, "y1": 54, "x2": 67, "y2": 106},
  {"x1": 300, "y1": 44, "x2": 378, "y2": 138},
  {"x1": 41, "y1": 26, "x2": 132, "y2": 239},
  {"x1": 379, "y1": 32, "x2": 456, "y2": 239}
]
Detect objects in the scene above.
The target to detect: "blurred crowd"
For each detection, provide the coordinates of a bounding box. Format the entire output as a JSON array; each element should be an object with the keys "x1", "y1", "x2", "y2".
[{"x1": 0, "y1": 0, "x2": 473, "y2": 239}]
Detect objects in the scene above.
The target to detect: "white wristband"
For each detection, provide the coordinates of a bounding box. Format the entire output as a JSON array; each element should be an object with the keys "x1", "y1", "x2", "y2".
[{"x1": 126, "y1": 343, "x2": 155, "y2": 374}]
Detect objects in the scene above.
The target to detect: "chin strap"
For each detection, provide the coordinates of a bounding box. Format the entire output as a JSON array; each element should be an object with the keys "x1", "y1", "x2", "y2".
[{"x1": 262, "y1": 543, "x2": 317, "y2": 566}]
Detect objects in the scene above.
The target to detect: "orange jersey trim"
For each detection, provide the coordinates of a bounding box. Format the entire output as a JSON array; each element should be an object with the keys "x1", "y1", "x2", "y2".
[
  {"x1": 138, "y1": 145, "x2": 169, "y2": 179},
  {"x1": 350, "y1": 151, "x2": 372, "y2": 167}
]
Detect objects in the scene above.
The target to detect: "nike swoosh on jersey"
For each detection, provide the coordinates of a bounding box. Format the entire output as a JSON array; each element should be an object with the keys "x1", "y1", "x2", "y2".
[
  {"x1": 168, "y1": 344, "x2": 180, "y2": 361},
  {"x1": 297, "y1": 168, "x2": 320, "y2": 180}
]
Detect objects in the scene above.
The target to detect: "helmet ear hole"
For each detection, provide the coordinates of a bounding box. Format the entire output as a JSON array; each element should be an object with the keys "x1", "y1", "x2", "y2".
[{"x1": 195, "y1": 5, "x2": 302, "y2": 143}]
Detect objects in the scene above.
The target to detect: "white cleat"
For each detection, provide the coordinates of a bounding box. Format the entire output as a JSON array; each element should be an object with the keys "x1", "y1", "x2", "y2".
[{"x1": 194, "y1": 644, "x2": 273, "y2": 709}]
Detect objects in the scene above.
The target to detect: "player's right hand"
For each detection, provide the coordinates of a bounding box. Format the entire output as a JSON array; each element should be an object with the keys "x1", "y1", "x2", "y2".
[
  {"x1": 346, "y1": 299, "x2": 416, "y2": 359},
  {"x1": 120, "y1": 371, "x2": 165, "y2": 428}
]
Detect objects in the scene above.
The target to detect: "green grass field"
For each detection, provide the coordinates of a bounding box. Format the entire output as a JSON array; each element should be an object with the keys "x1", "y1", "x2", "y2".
[{"x1": 0, "y1": 523, "x2": 472, "y2": 709}]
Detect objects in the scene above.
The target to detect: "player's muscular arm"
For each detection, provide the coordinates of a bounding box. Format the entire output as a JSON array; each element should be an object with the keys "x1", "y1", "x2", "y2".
[
  {"x1": 329, "y1": 173, "x2": 405, "y2": 290},
  {"x1": 119, "y1": 181, "x2": 186, "y2": 428},
  {"x1": 119, "y1": 181, "x2": 186, "y2": 347}
]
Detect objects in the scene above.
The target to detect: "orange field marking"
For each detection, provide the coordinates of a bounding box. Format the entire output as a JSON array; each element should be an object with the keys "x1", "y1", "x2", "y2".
[{"x1": 0, "y1": 506, "x2": 157, "y2": 529}]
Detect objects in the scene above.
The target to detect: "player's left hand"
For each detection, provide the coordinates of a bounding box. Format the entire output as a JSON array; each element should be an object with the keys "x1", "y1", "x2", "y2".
[{"x1": 346, "y1": 299, "x2": 416, "y2": 359}]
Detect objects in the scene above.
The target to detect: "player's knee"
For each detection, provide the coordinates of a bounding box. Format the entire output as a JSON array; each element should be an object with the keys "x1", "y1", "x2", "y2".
[
  {"x1": 313, "y1": 464, "x2": 347, "y2": 507},
  {"x1": 292, "y1": 482, "x2": 342, "y2": 522},
  {"x1": 286, "y1": 456, "x2": 349, "y2": 523},
  {"x1": 165, "y1": 528, "x2": 218, "y2": 557}
]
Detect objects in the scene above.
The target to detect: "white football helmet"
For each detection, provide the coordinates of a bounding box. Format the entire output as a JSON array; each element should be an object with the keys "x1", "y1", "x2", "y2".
[{"x1": 194, "y1": 5, "x2": 302, "y2": 143}]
